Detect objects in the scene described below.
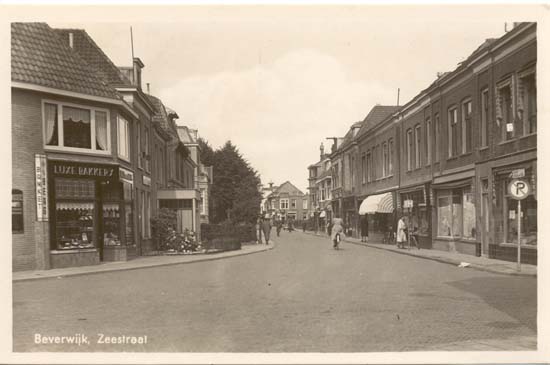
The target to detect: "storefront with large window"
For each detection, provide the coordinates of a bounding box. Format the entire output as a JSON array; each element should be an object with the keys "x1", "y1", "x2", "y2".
[
  {"x1": 47, "y1": 160, "x2": 136, "y2": 268},
  {"x1": 490, "y1": 161, "x2": 537, "y2": 264},
  {"x1": 432, "y1": 177, "x2": 477, "y2": 255},
  {"x1": 398, "y1": 185, "x2": 431, "y2": 248}
]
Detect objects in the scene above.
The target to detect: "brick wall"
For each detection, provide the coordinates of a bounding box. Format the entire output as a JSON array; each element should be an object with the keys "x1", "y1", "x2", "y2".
[{"x1": 12, "y1": 88, "x2": 49, "y2": 271}]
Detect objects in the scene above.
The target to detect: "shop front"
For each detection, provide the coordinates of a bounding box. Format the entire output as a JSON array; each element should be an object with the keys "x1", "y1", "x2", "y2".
[
  {"x1": 399, "y1": 185, "x2": 431, "y2": 249},
  {"x1": 342, "y1": 196, "x2": 357, "y2": 237},
  {"x1": 490, "y1": 162, "x2": 537, "y2": 264},
  {"x1": 432, "y1": 178, "x2": 477, "y2": 255},
  {"x1": 47, "y1": 160, "x2": 136, "y2": 268},
  {"x1": 358, "y1": 192, "x2": 395, "y2": 242}
]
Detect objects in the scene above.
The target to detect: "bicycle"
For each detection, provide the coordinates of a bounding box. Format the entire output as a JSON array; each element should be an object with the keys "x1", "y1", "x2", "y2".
[
  {"x1": 383, "y1": 230, "x2": 395, "y2": 245},
  {"x1": 408, "y1": 229, "x2": 420, "y2": 250}
]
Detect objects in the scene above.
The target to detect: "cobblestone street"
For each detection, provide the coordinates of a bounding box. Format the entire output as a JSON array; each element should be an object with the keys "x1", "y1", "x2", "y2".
[{"x1": 13, "y1": 231, "x2": 537, "y2": 352}]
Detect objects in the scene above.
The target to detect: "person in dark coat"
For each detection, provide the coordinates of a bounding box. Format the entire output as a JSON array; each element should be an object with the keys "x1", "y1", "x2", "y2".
[
  {"x1": 261, "y1": 216, "x2": 272, "y2": 245},
  {"x1": 360, "y1": 215, "x2": 369, "y2": 242}
]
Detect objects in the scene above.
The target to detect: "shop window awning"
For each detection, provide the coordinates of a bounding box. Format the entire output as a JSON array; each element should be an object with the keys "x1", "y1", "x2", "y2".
[{"x1": 359, "y1": 193, "x2": 393, "y2": 215}]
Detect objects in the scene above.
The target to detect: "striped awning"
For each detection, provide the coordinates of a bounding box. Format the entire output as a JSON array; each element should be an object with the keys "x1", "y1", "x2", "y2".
[{"x1": 359, "y1": 192, "x2": 393, "y2": 215}]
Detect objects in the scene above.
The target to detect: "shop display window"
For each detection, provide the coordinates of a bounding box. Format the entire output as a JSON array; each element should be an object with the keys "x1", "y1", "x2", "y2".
[
  {"x1": 54, "y1": 178, "x2": 96, "y2": 250},
  {"x1": 123, "y1": 182, "x2": 134, "y2": 246},
  {"x1": 401, "y1": 190, "x2": 429, "y2": 235},
  {"x1": 496, "y1": 167, "x2": 537, "y2": 246},
  {"x1": 436, "y1": 187, "x2": 476, "y2": 240}
]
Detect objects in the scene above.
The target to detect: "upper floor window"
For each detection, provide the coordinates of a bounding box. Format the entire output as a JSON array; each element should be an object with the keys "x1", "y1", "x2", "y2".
[
  {"x1": 461, "y1": 100, "x2": 472, "y2": 154},
  {"x1": 144, "y1": 127, "x2": 150, "y2": 172},
  {"x1": 496, "y1": 78, "x2": 514, "y2": 141},
  {"x1": 117, "y1": 115, "x2": 130, "y2": 161},
  {"x1": 366, "y1": 151, "x2": 372, "y2": 183},
  {"x1": 361, "y1": 154, "x2": 366, "y2": 184},
  {"x1": 291, "y1": 199, "x2": 296, "y2": 209},
  {"x1": 280, "y1": 199, "x2": 289, "y2": 210},
  {"x1": 414, "y1": 124, "x2": 421, "y2": 168},
  {"x1": 137, "y1": 123, "x2": 142, "y2": 169},
  {"x1": 426, "y1": 118, "x2": 432, "y2": 165},
  {"x1": 480, "y1": 88, "x2": 489, "y2": 147},
  {"x1": 43, "y1": 101, "x2": 110, "y2": 154},
  {"x1": 518, "y1": 69, "x2": 536, "y2": 136},
  {"x1": 389, "y1": 139, "x2": 394, "y2": 175},
  {"x1": 406, "y1": 129, "x2": 413, "y2": 171},
  {"x1": 448, "y1": 107, "x2": 458, "y2": 157},
  {"x1": 434, "y1": 113, "x2": 440, "y2": 162},
  {"x1": 302, "y1": 199, "x2": 308, "y2": 210},
  {"x1": 382, "y1": 143, "x2": 388, "y2": 177},
  {"x1": 350, "y1": 155, "x2": 356, "y2": 189}
]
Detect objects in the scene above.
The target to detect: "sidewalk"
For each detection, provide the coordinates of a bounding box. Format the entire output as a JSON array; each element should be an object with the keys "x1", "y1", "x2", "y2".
[
  {"x1": 303, "y1": 231, "x2": 537, "y2": 277},
  {"x1": 13, "y1": 242, "x2": 275, "y2": 282}
]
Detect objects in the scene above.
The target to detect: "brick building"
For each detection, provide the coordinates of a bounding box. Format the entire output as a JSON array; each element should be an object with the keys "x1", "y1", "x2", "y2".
[
  {"x1": 320, "y1": 22, "x2": 537, "y2": 264},
  {"x1": 264, "y1": 181, "x2": 309, "y2": 222},
  {"x1": 11, "y1": 23, "x2": 208, "y2": 271}
]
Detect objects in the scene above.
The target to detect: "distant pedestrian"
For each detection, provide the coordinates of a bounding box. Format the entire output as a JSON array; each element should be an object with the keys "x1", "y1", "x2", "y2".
[
  {"x1": 360, "y1": 215, "x2": 369, "y2": 242},
  {"x1": 396, "y1": 215, "x2": 407, "y2": 249},
  {"x1": 261, "y1": 216, "x2": 272, "y2": 244},
  {"x1": 276, "y1": 220, "x2": 283, "y2": 237},
  {"x1": 288, "y1": 219, "x2": 294, "y2": 232},
  {"x1": 256, "y1": 216, "x2": 263, "y2": 244},
  {"x1": 302, "y1": 221, "x2": 307, "y2": 232}
]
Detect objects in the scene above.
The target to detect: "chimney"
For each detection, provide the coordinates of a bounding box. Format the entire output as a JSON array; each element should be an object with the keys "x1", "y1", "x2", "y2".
[
  {"x1": 320, "y1": 143, "x2": 325, "y2": 159},
  {"x1": 68, "y1": 32, "x2": 74, "y2": 49},
  {"x1": 132, "y1": 57, "x2": 145, "y2": 90},
  {"x1": 146, "y1": 83, "x2": 150, "y2": 94}
]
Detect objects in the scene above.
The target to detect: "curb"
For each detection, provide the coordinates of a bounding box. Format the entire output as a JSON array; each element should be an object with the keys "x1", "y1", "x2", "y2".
[
  {"x1": 13, "y1": 242, "x2": 276, "y2": 283},
  {"x1": 343, "y1": 238, "x2": 536, "y2": 277},
  {"x1": 301, "y1": 230, "x2": 535, "y2": 277}
]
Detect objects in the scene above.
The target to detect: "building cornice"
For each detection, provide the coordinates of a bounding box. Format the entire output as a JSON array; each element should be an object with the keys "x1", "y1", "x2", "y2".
[{"x1": 12, "y1": 81, "x2": 139, "y2": 119}]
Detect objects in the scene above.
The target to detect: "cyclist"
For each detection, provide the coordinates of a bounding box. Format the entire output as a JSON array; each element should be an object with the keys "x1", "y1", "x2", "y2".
[{"x1": 331, "y1": 216, "x2": 344, "y2": 249}]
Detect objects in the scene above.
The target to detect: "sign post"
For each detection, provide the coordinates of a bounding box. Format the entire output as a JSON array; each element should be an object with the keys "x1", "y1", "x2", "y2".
[{"x1": 507, "y1": 179, "x2": 531, "y2": 272}]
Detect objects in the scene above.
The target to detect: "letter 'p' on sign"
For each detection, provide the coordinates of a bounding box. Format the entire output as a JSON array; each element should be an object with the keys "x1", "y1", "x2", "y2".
[{"x1": 508, "y1": 179, "x2": 531, "y2": 200}]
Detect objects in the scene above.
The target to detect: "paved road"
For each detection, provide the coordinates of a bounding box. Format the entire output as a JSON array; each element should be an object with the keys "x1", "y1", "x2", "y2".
[{"x1": 13, "y1": 231, "x2": 537, "y2": 352}]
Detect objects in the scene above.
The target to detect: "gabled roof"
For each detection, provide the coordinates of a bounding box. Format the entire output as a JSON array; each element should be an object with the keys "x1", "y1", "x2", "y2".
[
  {"x1": 53, "y1": 28, "x2": 132, "y2": 86},
  {"x1": 177, "y1": 125, "x2": 197, "y2": 144},
  {"x1": 357, "y1": 105, "x2": 401, "y2": 137},
  {"x1": 11, "y1": 22, "x2": 120, "y2": 100},
  {"x1": 269, "y1": 181, "x2": 304, "y2": 198}
]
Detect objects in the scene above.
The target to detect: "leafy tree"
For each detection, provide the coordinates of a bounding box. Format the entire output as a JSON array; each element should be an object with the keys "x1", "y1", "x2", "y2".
[{"x1": 204, "y1": 140, "x2": 262, "y2": 224}]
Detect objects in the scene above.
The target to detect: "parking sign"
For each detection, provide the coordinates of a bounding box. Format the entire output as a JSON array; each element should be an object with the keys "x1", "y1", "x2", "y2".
[{"x1": 508, "y1": 179, "x2": 530, "y2": 200}]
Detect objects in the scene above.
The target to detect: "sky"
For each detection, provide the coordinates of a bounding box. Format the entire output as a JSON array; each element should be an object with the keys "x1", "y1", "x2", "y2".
[{"x1": 53, "y1": 7, "x2": 509, "y2": 193}]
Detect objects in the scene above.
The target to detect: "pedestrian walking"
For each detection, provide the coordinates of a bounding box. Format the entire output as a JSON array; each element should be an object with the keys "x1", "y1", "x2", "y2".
[
  {"x1": 288, "y1": 219, "x2": 294, "y2": 232},
  {"x1": 276, "y1": 220, "x2": 283, "y2": 237},
  {"x1": 261, "y1": 215, "x2": 272, "y2": 244},
  {"x1": 302, "y1": 221, "x2": 307, "y2": 232},
  {"x1": 360, "y1": 215, "x2": 369, "y2": 242},
  {"x1": 256, "y1": 216, "x2": 263, "y2": 244},
  {"x1": 396, "y1": 215, "x2": 407, "y2": 249}
]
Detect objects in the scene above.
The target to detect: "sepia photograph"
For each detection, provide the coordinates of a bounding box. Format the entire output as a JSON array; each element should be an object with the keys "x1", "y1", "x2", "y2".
[{"x1": 2, "y1": 2, "x2": 549, "y2": 364}]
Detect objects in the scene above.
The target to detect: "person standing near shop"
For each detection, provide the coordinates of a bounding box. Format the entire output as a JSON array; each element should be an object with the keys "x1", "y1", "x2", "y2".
[
  {"x1": 262, "y1": 215, "x2": 272, "y2": 244},
  {"x1": 396, "y1": 215, "x2": 407, "y2": 249},
  {"x1": 360, "y1": 215, "x2": 369, "y2": 243}
]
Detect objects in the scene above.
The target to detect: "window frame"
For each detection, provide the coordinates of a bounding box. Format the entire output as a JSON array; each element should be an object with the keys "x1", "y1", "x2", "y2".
[
  {"x1": 434, "y1": 113, "x2": 440, "y2": 162},
  {"x1": 12, "y1": 189, "x2": 24, "y2": 234},
  {"x1": 426, "y1": 117, "x2": 432, "y2": 165},
  {"x1": 448, "y1": 107, "x2": 458, "y2": 158},
  {"x1": 388, "y1": 139, "x2": 394, "y2": 175},
  {"x1": 414, "y1": 124, "x2": 421, "y2": 169},
  {"x1": 42, "y1": 100, "x2": 111, "y2": 155},
  {"x1": 461, "y1": 98, "x2": 472, "y2": 154},
  {"x1": 517, "y1": 67, "x2": 536, "y2": 137},
  {"x1": 480, "y1": 88, "x2": 489, "y2": 148},
  {"x1": 117, "y1": 115, "x2": 131, "y2": 162},
  {"x1": 406, "y1": 128, "x2": 413, "y2": 171}
]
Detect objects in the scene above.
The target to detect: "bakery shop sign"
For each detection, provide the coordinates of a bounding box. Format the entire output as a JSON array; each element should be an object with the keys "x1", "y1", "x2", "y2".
[{"x1": 51, "y1": 161, "x2": 119, "y2": 181}]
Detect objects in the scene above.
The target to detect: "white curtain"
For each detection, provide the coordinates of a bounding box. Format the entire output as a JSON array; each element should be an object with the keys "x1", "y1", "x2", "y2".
[
  {"x1": 95, "y1": 111, "x2": 108, "y2": 151},
  {"x1": 45, "y1": 103, "x2": 57, "y2": 145},
  {"x1": 63, "y1": 106, "x2": 90, "y2": 124}
]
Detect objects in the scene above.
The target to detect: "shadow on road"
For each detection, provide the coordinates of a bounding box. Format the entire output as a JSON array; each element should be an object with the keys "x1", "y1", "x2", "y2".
[{"x1": 446, "y1": 276, "x2": 537, "y2": 332}]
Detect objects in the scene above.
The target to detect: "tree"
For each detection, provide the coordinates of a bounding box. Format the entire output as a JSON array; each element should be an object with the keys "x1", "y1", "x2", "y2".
[{"x1": 204, "y1": 140, "x2": 262, "y2": 224}]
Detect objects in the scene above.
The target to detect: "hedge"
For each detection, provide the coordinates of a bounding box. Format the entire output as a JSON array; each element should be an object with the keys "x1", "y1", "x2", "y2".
[{"x1": 200, "y1": 222, "x2": 256, "y2": 252}]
